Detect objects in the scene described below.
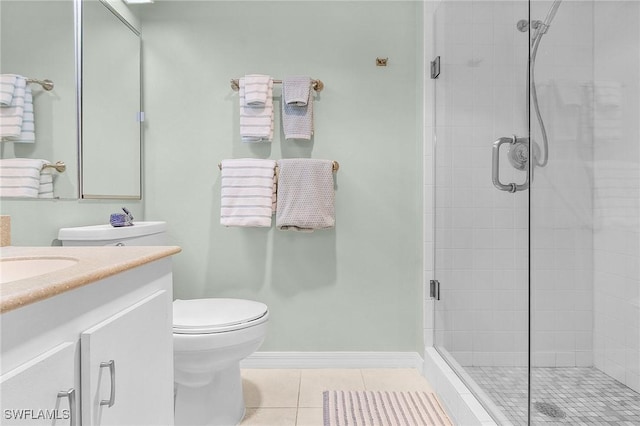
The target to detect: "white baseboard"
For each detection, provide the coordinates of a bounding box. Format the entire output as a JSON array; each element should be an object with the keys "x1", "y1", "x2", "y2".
[{"x1": 240, "y1": 351, "x2": 424, "y2": 370}]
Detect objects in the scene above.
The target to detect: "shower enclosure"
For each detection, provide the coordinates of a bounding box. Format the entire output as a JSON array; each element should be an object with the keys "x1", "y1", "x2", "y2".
[{"x1": 431, "y1": 0, "x2": 640, "y2": 424}]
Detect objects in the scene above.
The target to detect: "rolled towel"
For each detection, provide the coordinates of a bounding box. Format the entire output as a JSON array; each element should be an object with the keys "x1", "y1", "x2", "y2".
[
  {"x1": 282, "y1": 76, "x2": 313, "y2": 140},
  {"x1": 220, "y1": 159, "x2": 277, "y2": 227},
  {"x1": 243, "y1": 74, "x2": 271, "y2": 106},
  {"x1": 0, "y1": 158, "x2": 47, "y2": 198},
  {"x1": 0, "y1": 76, "x2": 27, "y2": 139},
  {"x1": 239, "y1": 78, "x2": 274, "y2": 142},
  {"x1": 276, "y1": 159, "x2": 335, "y2": 232}
]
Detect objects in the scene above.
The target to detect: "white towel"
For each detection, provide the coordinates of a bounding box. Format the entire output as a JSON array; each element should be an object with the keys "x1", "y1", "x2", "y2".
[
  {"x1": 10, "y1": 86, "x2": 35, "y2": 143},
  {"x1": 0, "y1": 76, "x2": 27, "y2": 139},
  {"x1": 282, "y1": 76, "x2": 313, "y2": 140},
  {"x1": 38, "y1": 167, "x2": 54, "y2": 198},
  {"x1": 0, "y1": 158, "x2": 48, "y2": 198},
  {"x1": 220, "y1": 158, "x2": 277, "y2": 227},
  {"x1": 239, "y1": 78, "x2": 274, "y2": 142},
  {"x1": 0, "y1": 74, "x2": 18, "y2": 106},
  {"x1": 243, "y1": 74, "x2": 271, "y2": 106},
  {"x1": 275, "y1": 159, "x2": 335, "y2": 232}
]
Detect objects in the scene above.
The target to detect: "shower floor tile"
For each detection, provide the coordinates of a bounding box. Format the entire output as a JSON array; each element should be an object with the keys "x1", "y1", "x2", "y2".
[{"x1": 466, "y1": 366, "x2": 640, "y2": 425}]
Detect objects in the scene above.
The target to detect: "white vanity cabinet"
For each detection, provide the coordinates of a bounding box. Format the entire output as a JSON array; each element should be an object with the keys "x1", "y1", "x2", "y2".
[
  {"x1": 0, "y1": 342, "x2": 77, "y2": 426},
  {"x1": 0, "y1": 257, "x2": 175, "y2": 426},
  {"x1": 81, "y1": 291, "x2": 173, "y2": 426}
]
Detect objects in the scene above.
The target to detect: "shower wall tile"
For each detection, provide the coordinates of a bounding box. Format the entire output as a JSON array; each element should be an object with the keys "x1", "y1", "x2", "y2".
[{"x1": 592, "y1": 0, "x2": 640, "y2": 393}]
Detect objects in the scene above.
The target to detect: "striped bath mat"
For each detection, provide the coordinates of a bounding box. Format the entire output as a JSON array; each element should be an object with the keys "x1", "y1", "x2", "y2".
[{"x1": 323, "y1": 390, "x2": 453, "y2": 426}]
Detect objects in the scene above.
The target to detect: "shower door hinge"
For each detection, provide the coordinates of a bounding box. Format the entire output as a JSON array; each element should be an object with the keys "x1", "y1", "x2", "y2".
[
  {"x1": 430, "y1": 279, "x2": 440, "y2": 300},
  {"x1": 430, "y1": 56, "x2": 441, "y2": 79}
]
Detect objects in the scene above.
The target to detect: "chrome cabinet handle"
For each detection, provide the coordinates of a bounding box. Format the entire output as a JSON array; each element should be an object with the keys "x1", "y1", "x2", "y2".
[
  {"x1": 492, "y1": 136, "x2": 529, "y2": 192},
  {"x1": 100, "y1": 360, "x2": 116, "y2": 407},
  {"x1": 57, "y1": 388, "x2": 76, "y2": 426}
]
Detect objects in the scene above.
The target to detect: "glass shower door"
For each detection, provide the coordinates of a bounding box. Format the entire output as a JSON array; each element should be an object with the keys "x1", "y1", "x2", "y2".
[{"x1": 432, "y1": 0, "x2": 531, "y2": 423}]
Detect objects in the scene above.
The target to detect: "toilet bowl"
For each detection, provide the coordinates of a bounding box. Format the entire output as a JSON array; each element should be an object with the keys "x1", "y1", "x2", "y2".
[
  {"x1": 58, "y1": 222, "x2": 269, "y2": 425},
  {"x1": 173, "y1": 298, "x2": 268, "y2": 426}
]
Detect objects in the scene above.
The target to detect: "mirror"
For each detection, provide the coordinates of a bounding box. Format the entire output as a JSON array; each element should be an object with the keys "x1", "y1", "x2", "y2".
[
  {"x1": 0, "y1": 0, "x2": 78, "y2": 199},
  {"x1": 81, "y1": 0, "x2": 142, "y2": 199}
]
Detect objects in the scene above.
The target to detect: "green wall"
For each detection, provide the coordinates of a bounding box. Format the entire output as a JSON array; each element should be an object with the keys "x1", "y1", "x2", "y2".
[{"x1": 141, "y1": 1, "x2": 424, "y2": 352}]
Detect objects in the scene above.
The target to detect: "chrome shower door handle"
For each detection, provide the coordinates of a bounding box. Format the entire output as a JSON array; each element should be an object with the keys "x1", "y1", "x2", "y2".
[
  {"x1": 492, "y1": 136, "x2": 530, "y2": 193},
  {"x1": 492, "y1": 137, "x2": 517, "y2": 192}
]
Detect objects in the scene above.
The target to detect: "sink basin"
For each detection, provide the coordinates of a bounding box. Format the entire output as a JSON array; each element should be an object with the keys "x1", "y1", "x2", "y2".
[{"x1": 0, "y1": 256, "x2": 79, "y2": 284}]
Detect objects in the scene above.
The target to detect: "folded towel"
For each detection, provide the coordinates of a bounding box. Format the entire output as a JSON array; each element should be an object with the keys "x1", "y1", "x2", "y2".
[
  {"x1": 220, "y1": 159, "x2": 277, "y2": 227},
  {"x1": 243, "y1": 74, "x2": 272, "y2": 106},
  {"x1": 276, "y1": 159, "x2": 335, "y2": 232},
  {"x1": 239, "y1": 78, "x2": 274, "y2": 142},
  {"x1": 283, "y1": 76, "x2": 311, "y2": 106},
  {"x1": 0, "y1": 76, "x2": 27, "y2": 139},
  {"x1": 282, "y1": 76, "x2": 313, "y2": 140},
  {"x1": 0, "y1": 74, "x2": 18, "y2": 106},
  {"x1": 0, "y1": 158, "x2": 48, "y2": 198}
]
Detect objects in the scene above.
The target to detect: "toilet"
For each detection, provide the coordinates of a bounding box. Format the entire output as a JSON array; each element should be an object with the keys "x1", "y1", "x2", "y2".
[{"x1": 58, "y1": 221, "x2": 269, "y2": 426}]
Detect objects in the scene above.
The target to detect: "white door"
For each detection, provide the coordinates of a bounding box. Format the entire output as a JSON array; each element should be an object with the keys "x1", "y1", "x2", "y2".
[
  {"x1": 1, "y1": 342, "x2": 77, "y2": 426},
  {"x1": 80, "y1": 290, "x2": 173, "y2": 426}
]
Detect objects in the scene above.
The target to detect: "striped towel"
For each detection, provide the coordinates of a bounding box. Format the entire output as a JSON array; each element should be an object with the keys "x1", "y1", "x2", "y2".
[
  {"x1": 239, "y1": 77, "x2": 274, "y2": 142},
  {"x1": 0, "y1": 74, "x2": 18, "y2": 106},
  {"x1": 0, "y1": 158, "x2": 48, "y2": 198},
  {"x1": 9, "y1": 86, "x2": 35, "y2": 143},
  {"x1": 275, "y1": 159, "x2": 335, "y2": 232},
  {"x1": 0, "y1": 76, "x2": 27, "y2": 139},
  {"x1": 38, "y1": 168, "x2": 54, "y2": 198},
  {"x1": 282, "y1": 76, "x2": 313, "y2": 140},
  {"x1": 220, "y1": 159, "x2": 277, "y2": 227},
  {"x1": 243, "y1": 74, "x2": 271, "y2": 106}
]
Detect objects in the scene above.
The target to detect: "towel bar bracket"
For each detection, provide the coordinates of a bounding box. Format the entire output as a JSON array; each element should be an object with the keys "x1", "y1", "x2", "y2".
[{"x1": 42, "y1": 161, "x2": 66, "y2": 173}]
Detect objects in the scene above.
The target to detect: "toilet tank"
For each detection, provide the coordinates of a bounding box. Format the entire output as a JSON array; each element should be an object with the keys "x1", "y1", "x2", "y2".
[{"x1": 58, "y1": 221, "x2": 167, "y2": 246}]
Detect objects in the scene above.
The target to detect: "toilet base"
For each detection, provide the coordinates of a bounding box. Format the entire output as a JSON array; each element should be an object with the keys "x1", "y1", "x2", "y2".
[{"x1": 174, "y1": 363, "x2": 245, "y2": 426}]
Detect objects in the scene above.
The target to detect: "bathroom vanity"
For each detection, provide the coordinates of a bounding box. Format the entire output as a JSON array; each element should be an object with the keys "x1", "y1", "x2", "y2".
[{"x1": 0, "y1": 246, "x2": 180, "y2": 426}]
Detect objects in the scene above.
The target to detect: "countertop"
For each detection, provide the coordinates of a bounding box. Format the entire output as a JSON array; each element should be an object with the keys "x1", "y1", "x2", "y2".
[{"x1": 0, "y1": 245, "x2": 181, "y2": 313}]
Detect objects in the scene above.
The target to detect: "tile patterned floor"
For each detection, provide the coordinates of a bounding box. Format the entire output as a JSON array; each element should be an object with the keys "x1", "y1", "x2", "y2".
[
  {"x1": 466, "y1": 366, "x2": 640, "y2": 425},
  {"x1": 239, "y1": 368, "x2": 436, "y2": 426}
]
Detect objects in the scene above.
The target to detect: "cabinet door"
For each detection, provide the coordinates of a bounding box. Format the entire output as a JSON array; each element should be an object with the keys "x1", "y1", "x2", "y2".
[
  {"x1": 1, "y1": 342, "x2": 77, "y2": 426},
  {"x1": 81, "y1": 290, "x2": 173, "y2": 426}
]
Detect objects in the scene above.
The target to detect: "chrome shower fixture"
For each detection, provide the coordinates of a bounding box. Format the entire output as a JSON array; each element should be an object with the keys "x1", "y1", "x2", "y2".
[{"x1": 516, "y1": 0, "x2": 563, "y2": 169}]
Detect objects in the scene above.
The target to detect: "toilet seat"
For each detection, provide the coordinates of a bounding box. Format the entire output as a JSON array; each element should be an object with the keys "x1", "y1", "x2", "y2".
[{"x1": 173, "y1": 298, "x2": 268, "y2": 334}]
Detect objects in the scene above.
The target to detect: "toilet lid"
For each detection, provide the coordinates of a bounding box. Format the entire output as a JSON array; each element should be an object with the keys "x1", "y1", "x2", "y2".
[{"x1": 173, "y1": 298, "x2": 268, "y2": 334}]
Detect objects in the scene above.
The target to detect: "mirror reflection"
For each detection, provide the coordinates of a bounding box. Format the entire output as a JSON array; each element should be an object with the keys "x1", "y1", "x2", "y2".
[
  {"x1": 81, "y1": 0, "x2": 142, "y2": 199},
  {"x1": 0, "y1": 0, "x2": 77, "y2": 199}
]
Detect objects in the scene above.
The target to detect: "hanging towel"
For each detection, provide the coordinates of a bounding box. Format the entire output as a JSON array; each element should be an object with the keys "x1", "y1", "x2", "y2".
[
  {"x1": 282, "y1": 76, "x2": 313, "y2": 140},
  {"x1": 0, "y1": 76, "x2": 27, "y2": 139},
  {"x1": 0, "y1": 74, "x2": 18, "y2": 106},
  {"x1": 243, "y1": 74, "x2": 271, "y2": 106},
  {"x1": 283, "y1": 76, "x2": 311, "y2": 106},
  {"x1": 10, "y1": 86, "x2": 35, "y2": 143},
  {"x1": 275, "y1": 159, "x2": 335, "y2": 232},
  {"x1": 239, "y1": 77, "x2": 274, "y2": 142},
  {"x1": 0, "y1": 158, "x2": 48, "y2": 198},
  {"x1": 220, "y1": 158, "x2": 277, "y2": 227},
  {"x1": 38, "y1": 166, "x2": 54, "y2": 198}
]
